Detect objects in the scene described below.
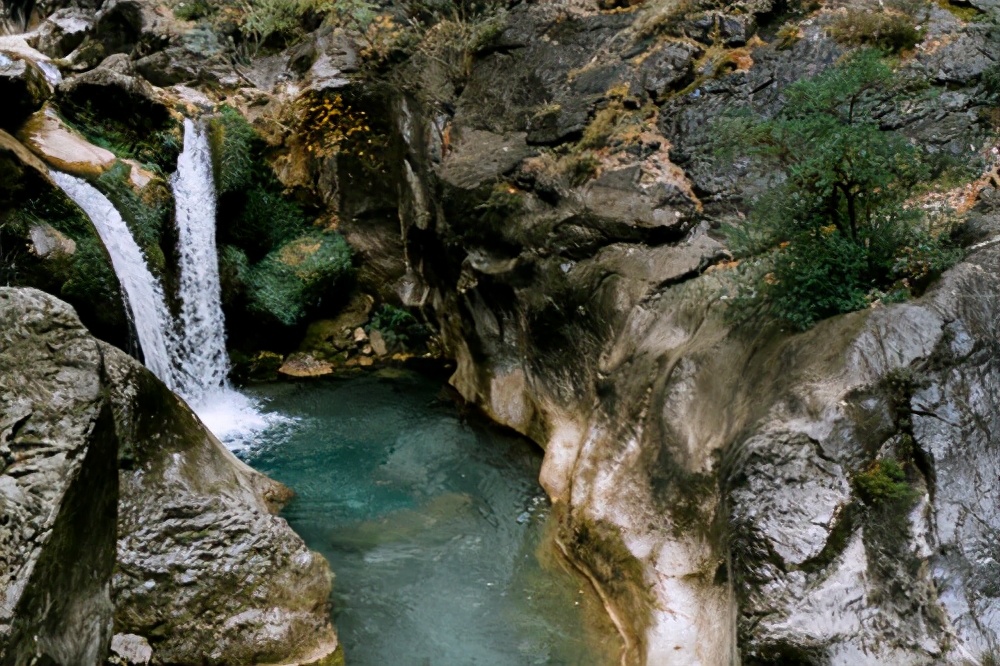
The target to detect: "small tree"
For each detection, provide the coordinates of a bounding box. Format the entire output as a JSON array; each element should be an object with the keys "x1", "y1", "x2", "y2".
[{"x1": 721, "y1": 49, "x2": 960, "y2": 330}]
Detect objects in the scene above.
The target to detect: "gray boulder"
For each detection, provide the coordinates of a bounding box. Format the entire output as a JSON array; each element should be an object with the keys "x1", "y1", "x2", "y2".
[
  {"x1": 0, "y1": 51, "x2": 50, "y2": 131},
  {"x1": 0, "y1": 287, "x2": 117, "y2": 666}
]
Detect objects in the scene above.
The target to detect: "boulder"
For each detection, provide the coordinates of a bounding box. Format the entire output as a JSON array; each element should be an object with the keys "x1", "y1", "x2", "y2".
[
  {"x1": 18, "y1": 105, "x2": 116, "y2": 178},
  {"x1": 0, "y1": 50, "x2": 51, "y2": 131},
  {"x1": 278, "y1": 352, "x2": 335, "y2": 378},
  {"x1": 29, "y1": 7, "x2": 94, "y2": 59},
  {"x1": 104, "y1": 343, "x2": 342, "y2": 665},
  {"x1": 0, "y1": 287, "x2": 118, "y2": 666},
  {"x1": 58, "y1": 53, "x2": 169, "y2": 126},
  {"x1": 0, "y1": 287, "x2": 341, "y2": 665}
]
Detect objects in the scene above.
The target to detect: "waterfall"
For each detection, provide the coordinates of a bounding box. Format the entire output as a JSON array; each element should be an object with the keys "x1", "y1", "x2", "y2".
[
  {"x1": 169, "y1": 119, "x2": 279, "y2": 449},
  {"x1": 171, "y1": 119, "x2": 228, "y2": 404},
  {"x1": 52, "y1": 172, "x2": 182, "y2": 390},
  {"x1": 54, "y1": 120, "x2": 283, "y2": 451}
]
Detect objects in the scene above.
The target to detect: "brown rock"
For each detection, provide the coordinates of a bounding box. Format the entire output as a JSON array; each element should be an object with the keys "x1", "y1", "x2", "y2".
[
  {"x1": 358, "y1": 356, "x2": 375, "y2": 367},
  {"x1": 18, "y1": 105, "x2": 115, "y2": 178},
  {"x1": 278, "y1": 352, "x2": 334, "y2": 378},
  {"x1": 369, "y1": 329, "x2": 388, "y2": 356}
]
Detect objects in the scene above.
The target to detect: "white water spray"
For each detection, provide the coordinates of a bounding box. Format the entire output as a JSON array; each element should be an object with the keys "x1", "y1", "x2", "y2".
[{"x1": 52, "y1": 172, "x2": 181, "y2": 389}]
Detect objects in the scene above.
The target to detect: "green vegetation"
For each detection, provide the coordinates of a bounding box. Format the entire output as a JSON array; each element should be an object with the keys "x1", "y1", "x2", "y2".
[
  {"x1": 720, "y1": 50, "x2": 962, "y2": 330},
  {"x1": 209, "y1": 106, "x2": 354, "y2": 328},
  {"x1": 368, "y1": 304, "x2": 430, "y2": 349},
  {"x1": 60, "y1": 103, "x2": 181, "y2": 175},
  {"x1": 247, "y1": 232, "x2": 353, "y2": 325},
  {"x1": 208, "y1": 105, "x2": 257, "y2": 195},
  {"x1": 853, "y1": 459, "x2": 916, "y2": 505},
  {"x1": 828, "y1": 9, "x2": 923, "y2": 53},
  {"x1": 95, "y1": 162, "x2": 172, "y2": 274}
]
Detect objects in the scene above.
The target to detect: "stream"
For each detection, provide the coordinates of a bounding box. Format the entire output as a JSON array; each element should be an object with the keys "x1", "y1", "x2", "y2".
[{"x1": 242, "y1": 369, "x2": 618, "y2": 665}]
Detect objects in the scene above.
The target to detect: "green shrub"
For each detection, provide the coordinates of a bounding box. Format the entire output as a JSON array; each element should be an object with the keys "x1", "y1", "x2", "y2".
[
  {"x1": 828, "y1": 10, "x2": 923, "y2": 53},
  {"x1": 61, "y1": 236, "x2": 121, "y2": 323},
  {"x1": 368, "y1": 304, "x2": 430, "y2": 349},
  {"x1": 209, "y1": 106, "x2": 258, "y2": 196},
  {"x1": 96, "y1": 162, "x2": 171, "y2": 273},
  {"x1": 719, "y1": 50, "x2": 961, "y2": 330},
  {"x1": 854, "y1": 459, "x2": 916, "y2": 505},
  {"x1": 173, "y1": 0, "x2": 213, "y2": 20},
  {"x1": 247, "y1": 231, "x2": 352, "y2": 325},
  {"x1": 982, "y1": 62, "x2": 1000, "y2": 103},
  {"x1": 59, "y1": 103, "x2": 181, "y2": 175}
]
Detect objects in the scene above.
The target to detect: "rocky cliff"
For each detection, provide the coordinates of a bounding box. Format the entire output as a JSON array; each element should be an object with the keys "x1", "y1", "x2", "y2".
[
  {"x1": 299, "y1": 1, "x2": 1000, "y2": 663},
  {"x1": 0, "y1": 287, "x2": 340, "y2": 665}
]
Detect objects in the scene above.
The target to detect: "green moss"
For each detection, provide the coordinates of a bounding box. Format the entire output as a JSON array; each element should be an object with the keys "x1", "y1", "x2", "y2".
[
  {"x1": 95, "y1": 162, "x2": 172, "y2": 274},
  {"x1": 827, "y1": 10, "x2": 923, "y2": 53},
  {"x1": 247, "y1": 232, "x2": 353, "y2": 326},
  {"x1": 208, "y1": 105, "x2": 258, "y2": 196},
  {"x1": 59, "y1": 103, "x2": 182, "y2": 174}
]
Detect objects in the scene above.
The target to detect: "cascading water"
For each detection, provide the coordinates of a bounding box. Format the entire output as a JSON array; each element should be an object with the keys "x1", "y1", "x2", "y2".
[
  {"x1": 54, "y1": 120, "x2": 283, "y2": 451},
  {"x1": 52, "y1": 172, "x2": 181, "y2": 389},
  {"x1": 171, "y1": 119, "x2": 228, "y2": 403},
  {"x1": 169, "y1": 118, "x2": 279, "y2": 448}
]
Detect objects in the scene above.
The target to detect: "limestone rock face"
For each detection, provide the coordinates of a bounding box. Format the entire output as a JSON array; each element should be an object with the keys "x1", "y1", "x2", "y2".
[
  {"x1": 0, "y1": 288, "x2": 339, "y2": 665},
  {"x1": 18, "y1": 104, "x2": 116, "y2": 177},
  {"x1": 0, "y1": 287, "x2": 117, "y2": 666},
  {"x1": 103, "y1": 343, "x2": 340, "y2": 665},
  {"x1": 303, "y1": 1, "x2": 1000, "y2": 662},
  {"x1": 29, "y1": 7, "x2": 95, "y2": 59}
]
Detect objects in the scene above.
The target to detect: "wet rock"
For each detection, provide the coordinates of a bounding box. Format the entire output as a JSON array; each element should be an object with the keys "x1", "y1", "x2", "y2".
[
  {"x1": 18, "y1": 105, "x2": 116, "y2": 177},
  {"x1": 29, "y1": 7, "x2": 94, "y2": 59},
  {"x1": 0, "y1": 50, "x2": 51, "y2": 131},
  {"x1": 0, "y1": 287, "x2": 117, "y2": 666},
  {"x1": 104, "y1": 342, "x2": 340, "y2": 664},
  {"x1": 58, "y1": 53, "x2": 169, "y2": 127},
  {"x1": 370, "y1": 329, "x2": 388, "y2": 356},
  {"x1": 278, "y1": 352, "x2": 335, "y2": 378},
  {"x1": 299, "y1": 292, "x2": 374, "y2": 356}
]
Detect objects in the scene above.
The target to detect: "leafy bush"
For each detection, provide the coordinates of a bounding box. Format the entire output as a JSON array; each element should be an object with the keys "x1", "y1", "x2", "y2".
[
  {"x1": 853, "y1": 459, "x2": 916, "y2": 505},
  {"x1": 368, "y1": 304, "x2": 430, "y2": 349},
  {"x1": 719, "y1": 50, "x2": 961, "y2": 330},
  {"x1": 247, "y1": 232, "x2": 352, "y2": 325},
  {"x1": 59, "y1": 103, "x2": 181, "y2": 175},
  {"x1": 209, "y1": 105, "x2": 258, "y2": 195},
  {"x1": 828, "y1": 10, "x2": 922, "y2": 53},
  {"x1": 982, "y1": 62, "x2": 1000, "y2": 103},
  {"x1": 173, "y1": 0, "x2": 213, "y2": 21}
]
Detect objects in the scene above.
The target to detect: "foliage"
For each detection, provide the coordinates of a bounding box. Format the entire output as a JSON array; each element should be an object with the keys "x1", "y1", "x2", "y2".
[
  {"x1": 853, "y1": 459, "x2": 916, "y2": 505},
  {"x1": 368, "y1": 304, "x2": 430, "y2": 349},
  {"x1": 247, "y1": 231, "x2": 352, "y2": 325},
  {"x1": 476, "y1": 183, "x2": 524, "y2": 227},
  {"x1": 983, "y1": 62, "x2": 1000, "y2": 103},
  {"x1": 209, "y1": 105, "x2": 258, "y2": 195},
  {"x1": 96, "y1": 162, "x2": 171, "y2": 273},
  {"x1": 296, "y1": 92, "x2": 373, "y2": 159},
  {"x1": 828, "y1": 10, "x2": 923, "y2": 54},
  {"x1": 173, "y1": 0, "x2": 213, "y2": 21},
  {"x1": 60, "y1": 236, "x2": 121, "y2": 312},
  {"x1": 719, "y1": 50, "x2": 961, "y2": 330}
]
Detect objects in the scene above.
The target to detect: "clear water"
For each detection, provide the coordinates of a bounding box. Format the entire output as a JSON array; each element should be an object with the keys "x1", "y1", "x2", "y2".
[{"x1": 244, "y1": 370, "x2": 618, "y2": 666}]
